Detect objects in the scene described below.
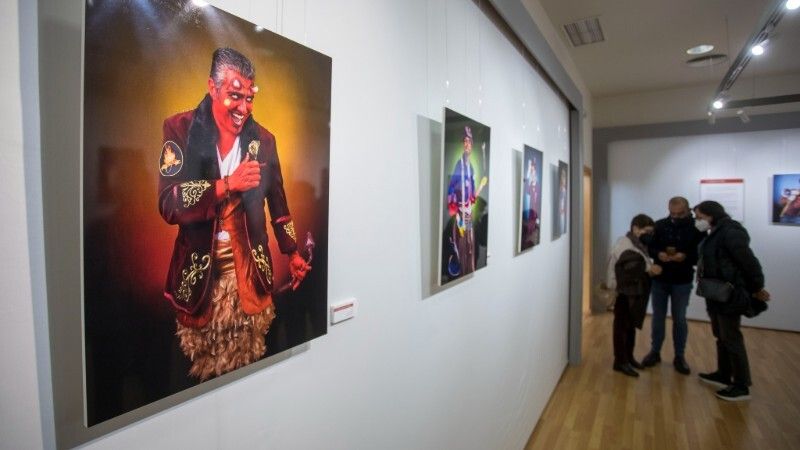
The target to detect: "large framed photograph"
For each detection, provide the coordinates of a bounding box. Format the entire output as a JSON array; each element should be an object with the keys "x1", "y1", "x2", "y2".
[
  {"x1": 772, "y1": 174, "x2": 800, "y2": 225},
  {"x1": 555, "y1": 160, "x2": 569, "y2": 237},
  {"x1": 439, "y1": 108, "x2": 491, "y2": 285},
  {"x1": 82, "y1": 0, "x2": 331, "y2": 426},
  {"x1": 519, "y1": 146, "x2": 543, "y2": 252}
]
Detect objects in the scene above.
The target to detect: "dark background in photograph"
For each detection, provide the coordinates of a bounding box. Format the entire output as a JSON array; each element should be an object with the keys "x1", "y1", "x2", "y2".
[
  {"x1": 83, "y1": 0, "x2": 331, "y2": 425},
  {"x1": 772, "y1": 174, "x2": 800, "y2": 225},
  {"x1": 440, "y1": 108, "x2": 490, "y2": 285},
  {"x1": 519, "y1": 145, "x2": 543, "y2": 252}
]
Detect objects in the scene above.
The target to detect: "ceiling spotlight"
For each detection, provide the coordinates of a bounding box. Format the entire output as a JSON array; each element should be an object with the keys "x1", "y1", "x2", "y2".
[
  {"x1": 686, "y1": 44, "x2": 714, "y2": 55},
  {"x1": 192, "y1": 0, "x2": 210, "y2": 7},
  {"x1": 707, "y1": 111, "x2": 716, "y2": 125},
  {"x1": 737, "y1": 109, "x2": 751, "y2": 123},
  {"x1": 751, "y1": 44, "x2": 765, "y2": 55},
  {"x1": 255, "y1": 25, "x2": 265, "y2": 32},
  {"x1": 787, "y1": 0, "x2": 800, "y2": 10},
  {"x1": 712, "y1": 100, "x2": 724, "y2": 109}
]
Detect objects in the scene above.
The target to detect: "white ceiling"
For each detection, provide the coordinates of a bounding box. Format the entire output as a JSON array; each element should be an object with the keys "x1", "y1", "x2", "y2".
[{"x1": 536, "y1": 0, "x2": 800, "y2": 98}]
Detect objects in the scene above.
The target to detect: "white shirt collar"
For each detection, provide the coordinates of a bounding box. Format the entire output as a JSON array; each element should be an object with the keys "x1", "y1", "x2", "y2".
[{"x1": 217, "y1": 136, "x2": 241, "y2": 177}]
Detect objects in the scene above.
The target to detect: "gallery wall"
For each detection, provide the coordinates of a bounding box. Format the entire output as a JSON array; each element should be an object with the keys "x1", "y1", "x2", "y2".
[
  {"x1": 604, "y1": 127, "x2": 800, "y2": 332},
  {"x1": 2, "y1": 0, "x2": 53, "y2": 449},
  {"x1": 5, "y1": 0, "x2": 578, "y2": 448}
]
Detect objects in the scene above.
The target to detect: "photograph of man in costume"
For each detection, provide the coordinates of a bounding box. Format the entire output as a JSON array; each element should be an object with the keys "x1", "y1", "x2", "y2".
[
  {"x1": 520, "y1": 147, "x2": 542, "y2": 251},
  {"x1": 775, "y1": 175, "x2": 800, "y2": 224},
  {"x1": 558, "y1": 162, "x2": 568, "y2": 236},
  {"x1": 158, "y1": 47, "x2": 311, "y2": 380},
  {"x1": 445, "y1": 126, "x2": 488, "y2": 279}
]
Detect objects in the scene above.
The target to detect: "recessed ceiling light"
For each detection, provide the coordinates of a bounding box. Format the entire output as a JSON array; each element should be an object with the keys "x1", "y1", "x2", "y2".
[
  {"x1": 751, "y1": 44, "x2": 765, "y2": 55},
  {"x1": 686, "y1": 44, "x2": 714, "y2": 55},
  {"x1": 787, "y1": 0, "x2": 800, "y2": 10}
]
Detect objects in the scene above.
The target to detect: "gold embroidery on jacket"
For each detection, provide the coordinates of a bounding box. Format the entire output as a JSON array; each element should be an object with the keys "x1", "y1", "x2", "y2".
[
  {"x1": 251, "y1": 244, "x2": 272, "y2": 285},
  {"x1": 180, "y1": 180, "x2": 211, "y2": 208},
  {"x1": 283, "y1": 221, "x2": 297, "y2": 242},
  {"x1": 177, "y1": 253, "x2": 211, "y2": 303}
]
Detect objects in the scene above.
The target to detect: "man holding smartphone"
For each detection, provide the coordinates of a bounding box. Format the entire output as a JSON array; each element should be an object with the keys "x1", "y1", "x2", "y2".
[{"x1": 642, "y1": 197, "x2": 706, "y2": 374}]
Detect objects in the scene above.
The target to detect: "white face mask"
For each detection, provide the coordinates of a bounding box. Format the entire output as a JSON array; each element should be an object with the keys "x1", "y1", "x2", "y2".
[{"x1": 695, "y1": 219, "x2": 711, "y2": 232}]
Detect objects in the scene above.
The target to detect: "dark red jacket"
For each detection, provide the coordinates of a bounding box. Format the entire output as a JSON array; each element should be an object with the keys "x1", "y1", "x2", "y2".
[{"x1": 158, "y1": 95, "x2": 297, "y2": 327}]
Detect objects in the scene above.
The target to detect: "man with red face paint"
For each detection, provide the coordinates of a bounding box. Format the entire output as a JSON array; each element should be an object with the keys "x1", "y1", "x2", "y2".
[{"x1": 158, "y1": 48, "x2": 310, "y2": 381}]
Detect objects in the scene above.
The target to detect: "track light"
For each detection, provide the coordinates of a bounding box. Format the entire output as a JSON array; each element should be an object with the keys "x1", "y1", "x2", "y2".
[
  {"x1": 712, "y1": 100, "x2": 724, "y2": 109},
  {"x1": 787, "y1": 0, "x2": 800, "y2": 11},
  {"x1": 192, "y1": 0, "x2": 210, "y2": 7},
  {"x1": 707, "y1": 111, "x2": 716, "y2": 125},
  {"x1": 737, "y1": 109, "x2": 751, "y2": 123},
  {"x1": 751, "y1": 44, "x2": 765, "y2": 55}
]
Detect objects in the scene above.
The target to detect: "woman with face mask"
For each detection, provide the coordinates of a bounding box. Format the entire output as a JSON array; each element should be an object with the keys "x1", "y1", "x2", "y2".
[
  {"x1": 605, "y1": 214, "x2": 662, "y2": 377},
  {"x1": 694, "y1": 200, "x2": 770, "y2": 401}
]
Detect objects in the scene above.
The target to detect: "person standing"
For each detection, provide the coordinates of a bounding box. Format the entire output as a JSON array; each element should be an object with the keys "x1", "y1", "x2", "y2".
[
  {"x1": 641, "y1": 197, "x2": 706, "y2": 374},
  {"x1": 694, "y1": 201, "x2": 770, "y2": 401},
  {"x1": 606, "y1": 214, "x2": 662, "y2": 377}
]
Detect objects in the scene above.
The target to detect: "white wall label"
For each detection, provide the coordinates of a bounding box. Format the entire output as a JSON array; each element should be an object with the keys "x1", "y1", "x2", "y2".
[
  {"x1": 330, "y1": 298, "x2": 357, "y2": 325},
  {"x1": 700, "y1": 179, "x2": 745, "y2": 222}
]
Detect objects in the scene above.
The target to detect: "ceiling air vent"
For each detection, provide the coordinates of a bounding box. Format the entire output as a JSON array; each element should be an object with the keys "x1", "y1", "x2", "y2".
[
  {"x1": 686, "y1": 54, "x2": 729, "y2": 68},
  {"x1": 563, "y1": 17, "x2": 605, "y2": 47}
]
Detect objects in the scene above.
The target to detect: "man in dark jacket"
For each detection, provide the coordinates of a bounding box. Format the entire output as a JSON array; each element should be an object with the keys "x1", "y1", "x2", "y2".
[
  {"x1": 694, "y1": 201, "x2": 770, "y2": 401},
  {"x1": 158, "y1": 48, "x2": 310, "y2": 380},
  {"x1": 642, "y1": 197, "x2": 706, "y2": 374}
]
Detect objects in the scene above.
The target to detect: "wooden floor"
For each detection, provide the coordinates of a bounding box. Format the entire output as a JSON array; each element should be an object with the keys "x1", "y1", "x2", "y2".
[{"x1": 526, "y1": 312, "x2": 800, "y2": 450}]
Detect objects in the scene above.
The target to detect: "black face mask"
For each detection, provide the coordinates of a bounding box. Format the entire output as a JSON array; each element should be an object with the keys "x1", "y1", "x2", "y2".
[{"x1": 639, "y1": 233, "x2": 654, "y2": 246}]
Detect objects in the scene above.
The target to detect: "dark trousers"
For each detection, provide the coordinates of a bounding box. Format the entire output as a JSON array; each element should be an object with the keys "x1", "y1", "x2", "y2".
[
  {"x1": 709, "y1": 310, "x2": 752, "y2": 387},
  {"x1": 650, "y1": 280, "x2": 692, "y2": 358},
  {"x1": 613, "y1": 294, "x2": 636, "y2": 365}
]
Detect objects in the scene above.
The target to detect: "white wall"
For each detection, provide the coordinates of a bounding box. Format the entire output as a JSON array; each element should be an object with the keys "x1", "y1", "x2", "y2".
[
  {"x1": 8, "y1": 0, "x2": 577, "y2": 448},
  {"x1": 1, "y1": 0, "x2": 50, "y2": 449},
  {"x1": 607, "y1": 128, "x2": 800, "y2": 332}
]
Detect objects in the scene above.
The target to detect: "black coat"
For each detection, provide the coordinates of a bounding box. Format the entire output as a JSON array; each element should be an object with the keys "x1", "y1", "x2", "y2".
[
  {"x1": 648, "y1": 216, "x2": 705, "y2": 284},
  {"x1": 697, "y1": 218, "x2": 766, "y2": 316},
  {"x1": 615, "y1": 249, "x2": 651, "y2": 329}
]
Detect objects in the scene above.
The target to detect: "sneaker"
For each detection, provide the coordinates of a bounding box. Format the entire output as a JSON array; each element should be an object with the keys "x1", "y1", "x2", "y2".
[
  {"x1": 613, "y1": 363, "x2": 639, "y2": 378},
  {"x1": 715, "y1": 385, "x2": 750, "y2": 401},
  {"x1": 641, "y1": 352, "x2": 661, "y2": 367},
  {"x1": 673, "y1": 357, "x2": 691, "y2": 375},
  {"x1": 699, "y1": 371, "x2": 730, "y2": 389}
]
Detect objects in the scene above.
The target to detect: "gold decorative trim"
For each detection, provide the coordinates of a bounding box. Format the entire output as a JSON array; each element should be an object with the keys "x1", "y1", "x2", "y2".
[
  {"x1": 251, "y1": 244, "x2": 272, "y2": 285},
  {"x1": 283, "y1": 221, "x2": 297, "y2": 242},
  {"x1": 180, "y1": 180, "x2": 211, "y2": 208},
  {"x1": 177, "y1": 253, "x2": 211, "y2": 303}
]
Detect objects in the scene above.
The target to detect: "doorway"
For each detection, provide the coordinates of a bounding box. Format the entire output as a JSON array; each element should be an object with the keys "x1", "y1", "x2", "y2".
[{"x1": 582, "y1": 166, "x2": 592, "y2": 316}]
